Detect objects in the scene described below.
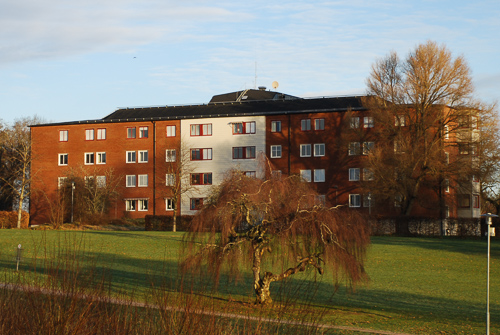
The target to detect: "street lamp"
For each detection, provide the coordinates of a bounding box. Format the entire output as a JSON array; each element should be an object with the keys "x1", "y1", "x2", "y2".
[{"x1": 481, "y1": 213, "x2": 498, "y2": 335}]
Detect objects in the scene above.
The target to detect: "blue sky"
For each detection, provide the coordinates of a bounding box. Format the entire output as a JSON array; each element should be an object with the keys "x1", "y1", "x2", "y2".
[{"x1": 1, "y1": 0, "x2": 499, "y2": 124}]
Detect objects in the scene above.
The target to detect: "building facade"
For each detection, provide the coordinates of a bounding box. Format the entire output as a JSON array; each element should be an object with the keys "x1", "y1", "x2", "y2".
[{"x1": 29, "y1": 89, "x2": 479, "y2": 225}]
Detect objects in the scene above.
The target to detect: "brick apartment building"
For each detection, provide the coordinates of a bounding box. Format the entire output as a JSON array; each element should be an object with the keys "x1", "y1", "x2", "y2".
[{"x1": 29, "y1": 88, "x2": 480, "y2": 225}]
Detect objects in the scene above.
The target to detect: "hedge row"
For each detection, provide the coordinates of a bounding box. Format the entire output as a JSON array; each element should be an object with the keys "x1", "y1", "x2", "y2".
[
  {"x1": 0, "y1": 211, "x2": 29, "y2": 229},
  {"x1": 144, "y1": 215, "x2": 193, "y2": 231}
]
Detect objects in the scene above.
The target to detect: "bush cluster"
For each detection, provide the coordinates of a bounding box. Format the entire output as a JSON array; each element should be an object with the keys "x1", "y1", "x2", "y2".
[
  {"x1": 144, "y1": 215, "x2": 193, "y2": 231},
  {"x1": 0, "y1": 211, "x2": 29, "y2": 229}
]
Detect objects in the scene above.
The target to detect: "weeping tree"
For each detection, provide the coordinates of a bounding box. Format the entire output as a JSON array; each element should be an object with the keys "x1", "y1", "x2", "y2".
[{"x1": 183, "y1": 170, "x2": 370, "y2": 305}]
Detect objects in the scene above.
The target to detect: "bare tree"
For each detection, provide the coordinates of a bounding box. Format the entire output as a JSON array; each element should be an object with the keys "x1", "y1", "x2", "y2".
[
  {"x1": 182, "y1": 170, "x2": 370, "y2": 305},
  {"x1": 160, "y1": 140, "x2": 196, "y2": 232},
  {"x1": 0, "y1": 117, "x2": 42, "y2": 228},
  {"x1": 363, "y1": 41, "x2": 498, "y2": 225}
]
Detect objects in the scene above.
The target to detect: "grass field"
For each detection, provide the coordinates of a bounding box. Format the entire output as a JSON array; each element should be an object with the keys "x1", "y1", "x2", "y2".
[{"x1": 0, "y1": 229, "x2": 499, "y2": 334}]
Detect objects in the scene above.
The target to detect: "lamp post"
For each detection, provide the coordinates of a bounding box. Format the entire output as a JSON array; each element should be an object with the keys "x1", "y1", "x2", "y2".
[
  {"x1": 481, "y1": 213, "x2": 498, "y2": 335},
  {"x1": 71, "y1": 182, "x2": 75, "y2": 223}
]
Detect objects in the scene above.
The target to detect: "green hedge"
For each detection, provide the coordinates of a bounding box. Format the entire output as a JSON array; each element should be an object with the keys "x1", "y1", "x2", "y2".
[{"x1": 144, "y1": 215, "x2": 193, "y2": 231}]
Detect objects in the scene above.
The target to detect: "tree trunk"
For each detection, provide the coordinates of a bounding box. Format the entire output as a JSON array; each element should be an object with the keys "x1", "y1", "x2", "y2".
[
  {"x1": 255, "y1": 276, "x2": 273, "y2": 304},
  {"x1": 172, "y1": 212, "x2": 177, "y2": 232}
]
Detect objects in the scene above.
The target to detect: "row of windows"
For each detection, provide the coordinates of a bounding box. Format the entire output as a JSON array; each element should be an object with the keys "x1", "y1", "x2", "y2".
[
  {"x1": 300, "y1": 169, "x2": 325, "y2": 183},
  {"x1": 300, "y1": 118, "x2": 325, "y2": 131},
  {"x1": 348, "y1": 168, "x2": 374, "y2": 181},
  {"x1": 57, "y1": 176, "x2": 106, "y2": 188},
  {"x1": 126, "y1": 174, "x2": 149, "y2": 187},
  {"x1": 349, "y1": 142, "x2": 374, "y2": 156},
  {"x1": 349, "y1": 194, "x2": 374, "y2": 208},
  {"x1": 350, "y1": 117, "x2": 374, "y2": 129}
]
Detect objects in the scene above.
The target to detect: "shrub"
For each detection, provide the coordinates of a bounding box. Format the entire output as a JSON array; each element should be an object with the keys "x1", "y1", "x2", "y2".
[
  {"x1": 0, "y1": 211, "x2": 29, "y2": 229},
  {"x1": 145, "y1": 215, "x2": 193, "y2": 231}
]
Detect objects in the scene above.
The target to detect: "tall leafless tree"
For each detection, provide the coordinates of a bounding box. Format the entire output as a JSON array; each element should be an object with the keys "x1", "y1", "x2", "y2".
[
  {"x1": 362, "y1": 41, "x2": 498, "y2": 227},
  {"x1": 182, "y1": 170, "x2": 370, "y2": 304}
]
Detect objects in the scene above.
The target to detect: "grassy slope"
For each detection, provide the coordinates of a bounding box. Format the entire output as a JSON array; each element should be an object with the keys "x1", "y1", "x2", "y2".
[{"x1": 0, "y1": 230, "x2": 498, "y2": 334}]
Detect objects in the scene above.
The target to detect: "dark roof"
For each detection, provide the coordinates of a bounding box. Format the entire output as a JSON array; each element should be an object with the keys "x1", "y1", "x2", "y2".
[
  {"x1": 103, "y1": 96, "x2": 367, "y2": 122},
  {"x1": 30, "y1": 92, "x2": 368, "y2": 127},
  {"x1": 209, "y1": 89, "x2": 299, "y2": 103}
]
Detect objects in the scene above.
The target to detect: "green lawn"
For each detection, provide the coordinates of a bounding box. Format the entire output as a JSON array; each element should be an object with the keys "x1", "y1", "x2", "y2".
[{"x1": 0, "y1": 229, "x2": 498, "y2": 334}]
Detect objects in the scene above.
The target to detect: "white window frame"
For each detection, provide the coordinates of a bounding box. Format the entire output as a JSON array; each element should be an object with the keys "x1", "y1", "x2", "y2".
[
  {"x1": 138, "y1": 150, "x2": 148, "y2": 163},
  {"x1": 300, "y1": 144, "x2": 312, "y2": 157},
  {"x1": 314, "y1": 169, "x2": 325, "y2": 183},
  {"x1": 349, "y1": 168, "x2": 360, "y2": 181},
  {"x1": 166, "y1": 173, "x2": 176, "y2": 186},
  {"x1": 363, "y1": 168, "x2": 374, "y2": 181},
  {"x1": 314, "y1": 143, "x2": 325, "y2": 157},
  {"x1": 126, "y1": 151, "x2": 136, "y2": 163},
  {"x1": 85, "y1": 152, "x2": 95, "y2": 165},
  {"x1": 96, "y1": 152, "x2": 106, "y2": 164},
  {"x1": 350, "y1": 117, "x2": 360, "y2": 129},
  {"x1": 85, "y1": 129, "x2": 95, "y2": 141},
  {"x1": 139, "y1": 126, "x2": 149, "y2": 138},
  {"x1": 126, "y1": 175, "x2": 136, "y2": 187},
  {"x1": 271, "y1": 121, "x2": 282, "y2": 132},
  {"x1": 127, "y1": 127, "x2": 136, "y2": 139},
  {"x1": 166, "y1": 125, "x2": 176, "y2": 137},
  {"x1": 57, "y1": 177, "x2": 67, "y2": 188},
  {"x1": 138, "y1": 174, "x2": 148, "y2": 187},
  {"x1": 138, "y1": 199, "x2": 148, "y2": 211},
  {"x1": 125, "y1": 200, "x2": 136, "y2": 211},
  {"x1": 395, "y1": 115, "x2": 406, "y2": 127},
  {"x1": 349, "y1": 194, "x2": 361, "y2": 208},
  {"x1": 166, "y1": 198, "x2": 175, "y2": 211},
  {"x1": 59, "y1": 130, "x2": 68, "y2": 142},
  {"x1": 270, "y1": 145, "x2": 282, "y2": 158},
  {"x1": 315, "y1": 118, "x2": 325, "y2": 130},
  {"x1": 97, "y1": 128, "x2": 106, "y2": 140},
  {"x1": 300, "y1": 169, "x2": 312, "y2": 182},
  {"x1": 58, "y1": 153, "x2": 68, "y2": 166},
  {"x1": 166, "y1": 149, "x2": 176, "y2": 162},
  {"x1": 362, "y1": 142, "x2": 374, "y2": 155},
  {"x1": 97, "y1": 176, "x2": 106, "y2": 188}
]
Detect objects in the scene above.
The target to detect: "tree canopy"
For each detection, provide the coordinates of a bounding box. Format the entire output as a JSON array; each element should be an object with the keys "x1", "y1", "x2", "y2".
[{"x1": 182, "y1": 170, "x2": 370, "y2": 304}]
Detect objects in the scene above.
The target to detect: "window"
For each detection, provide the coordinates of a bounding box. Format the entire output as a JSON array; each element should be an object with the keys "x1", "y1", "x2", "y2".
[
  {"x1": 458, "y1": 194, "x2": 471, "y2": 208},
  {"x1": 473, "y1": 195, "x2": 480, "y2": 208},
  {"x1": 138, "y1": 200, "x2": 148, "y2": 211},
  {"x1": 233, "y1": 146, "x2": 255, "y2": 159},
  {"x1": 97, "y1": 176, "x2": 106, "y2": 188},
  {"x1": 85, "y1": 129, "x2": 94, "y2": 141},
  {"x1": 459, "y1": 143, "x2": 470, "y2": 155},
  {"x1": 58, "y1": 154, "x2": 68, "y2": 166},
  {"x1": 233, "y1": 121, "x2": 255, "y2": 134},
  {"x1": 166, "y1": 125, "x2": 176, "y2": 137},
  {"x1": 300, "y1": 144, "x2": 312, "y2": 157},
  {"x1": 349, "y1": 142, "x2": 360, "y2": 155},
  {"x1": 444, "y1": 179, "x2": 450, "y2": 192},
  {"x1": 59, "y1": 130, "x2": 68, "y2": 142},
  {"x1": 85, "y1": 153, "x2": 95, "y2": 165},
  {"x1": 458, "y1": 115, "x2": 470, "y2": 128},
  {"x1": 138, "y1": 150, "x2": 148, "y2": 163},
  {"x1": 125, "y1": 200, "x2": 136, "y2": 211},
  {"x1": 245, "y1": 171, "x2": 256, "y2": 178},
  {"x1": 270, "y1": 145, "x2": 282, "y2": 158},
  {"x1": 445, "y1": 152, "x2": 450, "y2": 164},
  {"x1": 394, "y1": 194, "x2": 403, "y2": 207},
  {"x1": 191, "y1": 173, "x2": 212, "y2": 185},
  {"x1": 301, "y1": 119, "x2": 311, "y2": 131},
  {"x1": 349, "y1": 168, "x2": 360, "y2": 181},
  {"x1": 350, "y1": 117, "x2": 360, "y2": 129},
  {"x1": 349, "y1": 194, "x2": 361, "y2": 207},
  {"x1": 363, "y1": 168, "x2": 374, "y2": 181},
  {"x1": 395, "y1": 115, "x2": 406, "y2": 127},
  {"x1": 443, "y1": 125, "x2": 449, "y2": 139},
  {"x1": 364, "y1": 117, "x2": 374, "y2": 128},
  {"x1": 191, "y1": 124, "x2": 212, "y2": 136},
  {"x1": 190, "y1": 198, "x2": 204, "y2": 210},
  {"x1": 126, "y1": 151, "x2": 136, "y2": 163},
  {"x1": 166, "y1": 198, "x2": 175, "y2": 211},
  {"x1": 271, "y1": 121, "x2": 282, "y2": 132},
  {"x1": 362, "y1": 142, "x2": 374, "y2": 155},
  {"x1": 97, "y1": 128, "x2": 106, "y2": 140},
  {"x1": 314, "y1": 143, "x2": 325, "y2": 157},
  {"x1": 166, "y1": 174, "x2": 176, "y2": 186},
  {"x1": 58, "y1": 177, "x2": 67, "y2": 188},
  {"x1": 126, "y1": 175, "x2": 136, "y2": 187},
  {"x1": 315, "y1": 195, "x2": 326, "y2": 206},
  {"x1": 127, "y1": 127, "x2": 136, "y2": 139},
  {"x1": 471, "y1": 116, "x2": 478, "y2": 129},
  {"x1": 191, "y1": 148, "x2": 212, "y2": 160},
  {"x1": 139, "y1": 126, "x2": 149, "y2": 138},
  {"x1": 314, "y1": 169, "x2": 325, "y2": 183},
  {"x1": 138, "y1": 174, "x2": 148, "y2": 187},
  {"x1": 315, "y1": 119, "x2": 325, "y2": 130},
  {"x1": 96, "y1": 152, "x2": 106, "y2": 164},
  {"x1": 300, "y1": 170, "x2": 312, "y2": 182},
  {"x1": 166, "y1": 149, "x2": 176, "y2": 162}
]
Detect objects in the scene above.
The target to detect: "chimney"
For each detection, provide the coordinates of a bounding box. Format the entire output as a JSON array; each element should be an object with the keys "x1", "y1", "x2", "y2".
[{"x1": 258, "y1": 86, "x2": 266, "y2": 91}]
